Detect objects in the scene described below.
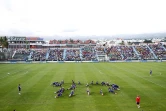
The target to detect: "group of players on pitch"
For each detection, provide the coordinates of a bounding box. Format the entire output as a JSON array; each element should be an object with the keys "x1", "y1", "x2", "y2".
[
  {"x1": 17, "y1": 79, "x2": 141, "y2": 109},
  {"x1": 53, "y1": 80, "x2": 120, "y2": 98},
  {"x1": 86, "y1": 81, "x2": 120, "y2": 95},
  {"x1": 17, "y1": 69, "x2": 151, "y2": 109}
]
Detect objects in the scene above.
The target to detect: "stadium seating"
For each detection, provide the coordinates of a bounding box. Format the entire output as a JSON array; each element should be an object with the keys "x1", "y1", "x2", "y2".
[
  {"x1": 65, "y1": 49, "x2": 81, "y2": 61},
  {"x1": 134, "y1": 45, "x2": 155, "y2": 60},
  {"x1": 5, "y1": 43, "x2": 166, "y2": 61},
  {"x1": 81, "y1": 46, "x2": 97, "y2": 61},
  {"x1": 13, "y1": 49, "x2": 30, "y2": 60},
  {"x1": 105, "y1": 46, "x2": 122, "y2": 61},
  {"x1": 31, "y1": 49, "x2": 47, "y2": 61},
  {"x1": 148, "y1": 43, "x2": 166, "y2": 59},
  {"x1": 119, "y1": 46, "x2": 138, "y2": 60},
  {"x1": 48, "y1": 49, "x2": 64, "y2": 61},
  {"x1": 0, "y1": 52, "x2": 5, "y2": 61}
]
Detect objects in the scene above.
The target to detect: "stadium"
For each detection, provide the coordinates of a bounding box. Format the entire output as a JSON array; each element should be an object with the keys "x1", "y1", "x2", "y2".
[
  {"x1": 0, "y1": 36, "x2": 166, "y2": 111},
  {"x1": 1, "y1": 36, "x2": 166, "y2": 62}
]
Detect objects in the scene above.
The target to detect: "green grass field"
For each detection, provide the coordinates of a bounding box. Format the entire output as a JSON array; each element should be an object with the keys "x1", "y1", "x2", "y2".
[{"x1": 0, "y1": 62, "x2": 166, "y2": 111}]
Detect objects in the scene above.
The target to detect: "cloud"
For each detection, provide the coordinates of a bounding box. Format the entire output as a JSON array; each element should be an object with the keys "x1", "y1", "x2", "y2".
[
  {"x1": 63, "y1": 28, "x2": 79, "y2": 33},
  {"x1": 0, "y1": 0, "x2": 166, "y2": 39}
]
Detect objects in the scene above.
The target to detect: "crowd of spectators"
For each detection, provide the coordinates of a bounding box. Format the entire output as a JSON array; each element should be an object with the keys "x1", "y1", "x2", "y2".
[
  {"x1": 48, "y1": 49, "x2": 64, "y2": 61},
  {"x1": 148, "y1": 43, "x2": 166, "y2": 59},
  {"x1": 81, "y1": 46, "x2": 97, "y2": 61},
  {"x1": 65, "y1": 49, "x2": 81, "y2": 61},
  {"x1": 164, "y1": 45, "x2": 166, "y2": 48},
  {"x1": 96, "y1": 47, "x2": 106, "y2": 55},
  {"x1": 8, "y1": 43, "x2": 166, "y2": 61},
  {"x1": 13, "y1": 49, "x2": 31, "y2": 60},
  {"x1": 105, "y1": 46, "x2": 122, "y2": 61},
  {"x1": 31, "y1": 49, "x2": 47, "y2": 61},
  {"x1": 119, "y1": 46, "x2": 138, "y2": 60},
  {"x1": 134, "y1": 45, "x2": 154, "y2": 60}
]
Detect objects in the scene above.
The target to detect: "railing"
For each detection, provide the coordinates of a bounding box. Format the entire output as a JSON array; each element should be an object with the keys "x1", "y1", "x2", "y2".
[
  {"x1": 63, "y1": 49, "x2": 66, "y2": 60},
  {"x1": 12, "y1": 50, "x2": 16, "y2": 58},
  {"x1": 132, "y1": 46, "x2": 139, "y2": 56},
  {"x1": 79, "y1": 49, "x2": 83, "y2": 60},
  {"x1": 146, "y1": 45, "x2": 158, "y2": 59},
  {"x1": 162, "y1": 44, "x2": 166, "y2": 51},
  {"x1": 45, "y1": 50, "x2": 50, "y2": 60}
]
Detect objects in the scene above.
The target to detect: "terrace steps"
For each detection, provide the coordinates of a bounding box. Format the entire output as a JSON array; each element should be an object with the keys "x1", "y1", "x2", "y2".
[{"x1": 146, "y1": 45, "x2": 158, "y2": 59}]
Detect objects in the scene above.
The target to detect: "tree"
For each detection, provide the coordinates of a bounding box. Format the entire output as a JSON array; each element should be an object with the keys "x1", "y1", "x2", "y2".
[
  {"x1": 59, "y1": 40, "x2": 62, "y2": 44},
  {"x1": 0, "y1": 37, "x2": 3, "y2": 44},
  {"x1": 119, "y1": 40, "x2": 125, "y2": 45},
  {"x1": 0, "y1": 36, "x2": 8, "y2": 49},
  {"x1": 65, "y1": 39, "x2": 68, "y2": 44},
  {"x1": 70, "y1": 38, "x2": 74, "y2": 43},
  {"x1": 25, "y1": 41, "x2": 29, "y2": 49},
  {"x1": 143, "y1": 39, "x2": 152, "y2": 43},
  {"x1": 127, "y1": 41, "x2": 132, "y2": 45}
]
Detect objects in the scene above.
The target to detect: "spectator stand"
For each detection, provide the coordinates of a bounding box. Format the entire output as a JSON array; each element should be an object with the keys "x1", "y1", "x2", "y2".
[
  {"x1": 119, "y1": 46, "x2": 138, "y2": 61},
  {"x1": 132, "y1": 46, "x2": 139, "y2": 58},
  {"x1": 134, "y1": 45, "x2": 155, "y2": 60},
  {"x1": 106, "y1": 46, "x2": 122, "y2": 61},
  {"x1": 148, "y1": 43, "x2": 166, "y2": 60},
  {"x1": 96, "y1": 47, "x2": 107, "y2": 61},
  {"x1": 81, "y1": 46, "x2": 96, "y2": 61},
  {"x1": 146, "y1": 44, "x2": 158, "y2": 59},
  {"x1": 12, "y1": 49, "x2": 30, "y2": 61}
]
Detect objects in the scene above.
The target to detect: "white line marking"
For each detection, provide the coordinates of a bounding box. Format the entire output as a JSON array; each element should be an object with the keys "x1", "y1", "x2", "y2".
[
  {"x1": 143, "y1": 74, "x2": 162, "y2": 77},
  {"x1": 91, "y1": 64, "x2": 104, "y2": 75},
  {"x1": 0, "y1": 71, "x2": 29, "y2": 80},
  {"x1": 109, "y1": 65, "x2": 166, "y2": 89},
  {"x1": 99, "y1": 70, "x2": 103, "y2": 74},
  {"x1": 133, "y1": 73, "x2": 166, "y2": 89}
]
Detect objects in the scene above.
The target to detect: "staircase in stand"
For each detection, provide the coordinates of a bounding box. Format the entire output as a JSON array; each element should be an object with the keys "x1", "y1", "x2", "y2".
[{"x1": 146, "y1": 45, "x2": 157, "y2": 59}]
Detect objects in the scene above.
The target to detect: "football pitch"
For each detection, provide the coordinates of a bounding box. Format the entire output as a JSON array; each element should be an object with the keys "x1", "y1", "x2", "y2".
[{"x1": 0, "y1": 62, "x2": 166, "y2": 111}]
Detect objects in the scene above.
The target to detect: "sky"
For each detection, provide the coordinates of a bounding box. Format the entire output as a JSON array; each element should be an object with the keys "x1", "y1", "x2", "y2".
[{"x1": 0, "y1": 0, "x2": 166, "y2": 39}]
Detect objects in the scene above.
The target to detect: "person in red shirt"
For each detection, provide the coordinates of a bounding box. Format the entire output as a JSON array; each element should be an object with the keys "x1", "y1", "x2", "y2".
[{"x1": 136, "y1": 95, "x2": 140, "y2": 108}]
